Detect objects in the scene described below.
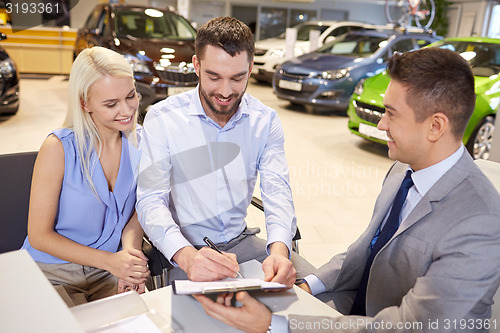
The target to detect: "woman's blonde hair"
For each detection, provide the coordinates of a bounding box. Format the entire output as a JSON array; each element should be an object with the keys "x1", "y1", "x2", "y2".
[{"x1": 63, "y1": 46, "x2": 137, "y2": 196}]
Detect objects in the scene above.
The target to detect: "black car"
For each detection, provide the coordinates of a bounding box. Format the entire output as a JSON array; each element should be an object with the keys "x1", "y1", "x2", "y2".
[
  {"x1": 0, "y1": 33, "x2": 20, "y2": 116},
  {"x1": 74, "y1": 4, "x2": 198, "y2": 114}
]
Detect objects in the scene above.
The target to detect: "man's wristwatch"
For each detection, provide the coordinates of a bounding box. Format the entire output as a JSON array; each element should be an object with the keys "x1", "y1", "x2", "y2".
[{"x1": 295, "y1": 278, "x2": 306, "y2": 285}]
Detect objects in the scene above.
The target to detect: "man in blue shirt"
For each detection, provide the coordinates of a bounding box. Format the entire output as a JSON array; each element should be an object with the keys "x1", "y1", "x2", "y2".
[
  {"x1": 137, "y1": 17, "x2": 315, "y2": 286},
  {"x1": 194, "y1": 47, "x2": 500, "y2": 332}
]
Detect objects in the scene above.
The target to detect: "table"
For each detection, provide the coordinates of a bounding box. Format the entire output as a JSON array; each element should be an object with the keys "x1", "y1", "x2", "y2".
[
  {"x1": 1, "y1": 250, "x2": 341, "y2": 332},
  {"x1": 141, "y1": 260, "x2": 341, "y2": 332}
]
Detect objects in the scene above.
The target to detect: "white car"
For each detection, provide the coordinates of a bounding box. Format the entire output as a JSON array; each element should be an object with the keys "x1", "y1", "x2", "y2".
[{"x1": 252, "y1": 21, "x2": 376, "y2": 83}]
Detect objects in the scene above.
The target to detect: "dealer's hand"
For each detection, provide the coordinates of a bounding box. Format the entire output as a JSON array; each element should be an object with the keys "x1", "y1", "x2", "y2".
[{"x1": 194, "y1": 291, "x2": 271, "y2": 333}]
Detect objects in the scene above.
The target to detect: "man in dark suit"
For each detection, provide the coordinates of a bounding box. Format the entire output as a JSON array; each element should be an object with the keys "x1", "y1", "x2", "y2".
[{"x1": 195, "y1": 47, "x2": 500, "y2": 332}]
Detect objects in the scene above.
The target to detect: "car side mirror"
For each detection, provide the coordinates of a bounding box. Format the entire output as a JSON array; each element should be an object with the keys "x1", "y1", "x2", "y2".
[
  {"x1": 89, "y1": 28, "x2": 100, "y2": 35},
  {"x1": 324, "y1": 36, "x2": 335, "y2": 44}
]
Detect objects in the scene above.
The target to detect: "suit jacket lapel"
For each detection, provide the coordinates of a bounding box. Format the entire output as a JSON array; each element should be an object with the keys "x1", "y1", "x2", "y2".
[
  {"x1": 332, "y1": 163, "x2": 408, "y2": 288},
  {"x1": 394, "y1": 152, "x2": 471, "y2": 238}
]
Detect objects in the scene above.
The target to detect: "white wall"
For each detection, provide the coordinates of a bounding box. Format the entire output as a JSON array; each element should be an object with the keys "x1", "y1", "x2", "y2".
[
  {"x1": 69, "y1": 0, "x2": 494, "y2": 39},
  {"x1": 489, "y1": 113, "x2": 500, "y2": 163},
  {"x1": 69, "y1": 0, "x2": 98, "y2": 29},
  {"x1": 446, "y1": 0, "x2": 492, "y2": 37}
]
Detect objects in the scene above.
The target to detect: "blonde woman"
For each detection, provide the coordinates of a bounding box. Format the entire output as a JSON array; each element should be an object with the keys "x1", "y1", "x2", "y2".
[{"x1": 22, "y1": 47, "x2": 149, "y2": 306}]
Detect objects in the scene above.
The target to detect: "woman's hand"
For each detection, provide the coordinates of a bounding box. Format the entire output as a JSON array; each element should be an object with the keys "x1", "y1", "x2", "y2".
[{"x1": 107, "y1": 248, "x2": 150, "y2": 284}]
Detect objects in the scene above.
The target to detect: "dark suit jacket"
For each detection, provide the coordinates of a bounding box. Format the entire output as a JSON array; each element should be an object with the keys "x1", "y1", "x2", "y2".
[{"x1": 291, "y1": 152, "x2": 500, "y2": 332}]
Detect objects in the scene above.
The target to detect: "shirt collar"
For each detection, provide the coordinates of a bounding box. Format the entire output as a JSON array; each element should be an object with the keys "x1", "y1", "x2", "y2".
[
  {"x1": 188, "y1": 84, "x2": 249, "y2": 127},
  {"x1": 410, "y1": 145, "x2": 465, "y2": 197},
  {"x1": 188, "y1": 85, "x2": 205, "y2": 116}
]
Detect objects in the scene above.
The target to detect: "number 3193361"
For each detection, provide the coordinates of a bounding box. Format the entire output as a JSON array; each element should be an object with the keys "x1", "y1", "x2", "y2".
[{"x1": 6, "y1": 2, "x2": 60, "y2": 14}]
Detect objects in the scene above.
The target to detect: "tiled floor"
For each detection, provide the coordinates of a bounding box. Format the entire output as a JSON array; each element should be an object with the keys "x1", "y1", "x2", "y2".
[{"x1": 0, "y1": 76, "x2": 394, "y2": 268}]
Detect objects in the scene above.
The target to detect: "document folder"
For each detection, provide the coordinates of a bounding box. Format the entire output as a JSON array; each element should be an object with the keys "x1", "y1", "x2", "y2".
[{"x1": 172, "y1": 278, "x2": 287, "y2": 295}]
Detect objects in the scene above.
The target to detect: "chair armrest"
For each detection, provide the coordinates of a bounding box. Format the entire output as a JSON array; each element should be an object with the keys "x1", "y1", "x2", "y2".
[
  {"x1": 250, "y1": 196, "x2": 264, "y2": 211},
  {"x1": 251, "y1": 196, "x2": 301, "y2": 242},
  {"x1": 142, "y1": 237, "x2": 172, "y2": 276}
]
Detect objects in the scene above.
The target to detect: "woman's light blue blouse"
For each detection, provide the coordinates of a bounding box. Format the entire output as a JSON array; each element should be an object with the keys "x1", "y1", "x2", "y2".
[{"x1": 22, "y1": 128, "x2": 141, "y2": 264}]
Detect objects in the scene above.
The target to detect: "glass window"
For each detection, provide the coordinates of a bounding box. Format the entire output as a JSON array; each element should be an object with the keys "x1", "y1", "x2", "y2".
[
  {"x1": 295, "y1": 23, "x2": 329, "y2": 41},
  {"x1": 114, "y1": 8, "x2": 196, "y2": 40},
  {"x1": 96, "y1": 10, "x2": 108, "y2": 35},
  {"x1": 433, "y1": 40, "x2": 500, "y2": 76},
  {"x1": 416, "y1": 38, "x2": 433, "y2": 48},
  {"x1": 327, "y1": 26, "x2": 348, "y2": 38},
  {"x1": 391, "y1": 38, "x2": 415, "y2": 53},
  {"x1": 259, "y1": 7, "x2": 288, "y2": 40},
  {"x1": 85, "y1": 7, "x2": 103, "y2": 30},
  {"x1": 290, "y1": 9, "x2": 317, "y2": 27},
  {"x1": 317, "y1": 34, "x2": 386, "y2": 57}
]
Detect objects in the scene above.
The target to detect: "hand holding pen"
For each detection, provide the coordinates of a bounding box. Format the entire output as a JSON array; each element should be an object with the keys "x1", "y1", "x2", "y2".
[
  {"x1": 204, "y1": 237, "x2": 244, "y2": 278},
  {"x1": 173, "y1": 241, "x2": 242, "y2": 281}
]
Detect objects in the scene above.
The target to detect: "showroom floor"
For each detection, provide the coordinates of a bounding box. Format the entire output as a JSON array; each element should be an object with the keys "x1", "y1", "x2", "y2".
[{"x1": 0, "y1": 75, "x2": 394, "y2": 268}]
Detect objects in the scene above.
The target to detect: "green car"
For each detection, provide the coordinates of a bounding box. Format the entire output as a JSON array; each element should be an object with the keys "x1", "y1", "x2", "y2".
[{"x1": 347, "y1": 37, "x2": 500, "y2": 160}]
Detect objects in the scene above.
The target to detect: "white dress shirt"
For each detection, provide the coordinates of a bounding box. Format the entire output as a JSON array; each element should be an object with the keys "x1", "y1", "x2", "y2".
[{"x1": 136, "y1": 86, "x2": 296, "y2": 262}]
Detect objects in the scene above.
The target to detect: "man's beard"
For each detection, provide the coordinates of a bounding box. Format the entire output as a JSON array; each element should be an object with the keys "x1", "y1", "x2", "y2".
[{"x1": 199, "y1": 81, "x2": 246, "y2": 116}]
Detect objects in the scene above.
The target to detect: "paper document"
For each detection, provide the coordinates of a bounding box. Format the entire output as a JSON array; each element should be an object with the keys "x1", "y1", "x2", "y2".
[
  {"x1": 172, "y1": 278, "x2": 287, "y2": 295},
  {"x1": 91, "y1": 313, "x2": 163, "y2": 333}
]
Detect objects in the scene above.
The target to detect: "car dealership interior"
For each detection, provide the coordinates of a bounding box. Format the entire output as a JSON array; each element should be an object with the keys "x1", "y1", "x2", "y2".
[{"x1": 1, "y1": 0, "x2": 500, "y2": 331}]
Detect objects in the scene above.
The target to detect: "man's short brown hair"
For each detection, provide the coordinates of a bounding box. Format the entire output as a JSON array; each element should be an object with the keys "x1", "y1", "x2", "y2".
[
  {"x1": 387, "y1": 48, "x2": 476, "y2": 139},
  {"x1": 195, "y1": 17, "x2": 254, "y2": 63}
]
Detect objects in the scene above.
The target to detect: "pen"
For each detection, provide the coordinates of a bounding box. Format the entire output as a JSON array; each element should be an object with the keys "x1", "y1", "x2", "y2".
[{"x1": 203, "y1": 236, "x2": 244, "y2": 278}]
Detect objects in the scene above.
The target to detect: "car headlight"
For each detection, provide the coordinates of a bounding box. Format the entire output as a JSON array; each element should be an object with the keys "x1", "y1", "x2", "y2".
[
  {"x1": 353, "y1": 78, "x2": 366, "y2": 96},
  {"x1": 124, "y1": 54, "x2": 152, "y2": 74},
  {"x1": 320, "y1": 69, "x2": 348, "y2": 80},
  {"x1": 269, "y1": 48, "x2": 286, "y2": 59},
  {"x1": 0, "y1": 57, "x2": 15, "y2": 76}
]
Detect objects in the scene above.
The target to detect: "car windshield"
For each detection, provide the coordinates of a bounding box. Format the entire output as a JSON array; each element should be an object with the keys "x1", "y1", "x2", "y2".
[
  {"x1": 277, "y1": 24, "x2": 330, "y2": 41},
  {"x1": 434, "y1": 41, "x2": 500, "y2": 77},
  {"x1": 316, "y1": 34, "x2": 386, "y2": 57},
  {"x1": 115, "y1": 8, "x2": 196, "y2": 40}
]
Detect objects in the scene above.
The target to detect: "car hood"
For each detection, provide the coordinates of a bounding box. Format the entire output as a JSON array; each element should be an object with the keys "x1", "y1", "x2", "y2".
[
  {"x1": 357, "y1": 72, "x2": 389, "y2": 108},
  {"x1": 282, "y1": 52, "x2": 361, "y2": 73},
  {"x1": 475, "y1": 75, "x2": 500, "y2": 97},
  {"x1": 255, "y1": 38, "x2": 309, "y2": 51},
  {"x1": 255, "y1": 37, "x2": 286, "y2": 51},
  {"x1": 116, "y1": 36, "x2": 195, "y2": 63}
]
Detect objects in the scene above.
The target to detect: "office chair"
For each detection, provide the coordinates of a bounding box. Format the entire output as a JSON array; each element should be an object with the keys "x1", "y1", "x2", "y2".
[
  {"x1": 475, "y1": 159, "x2": 500, "y2": 333},
  {"x1": 250, "y1": 196, "x2": 301, "y2": 254},
  {"x1": 0, "y1": 151, "x2": 160, "y2": 258},
  {"x1": 0, "y1": 151, "x2": 38, "y2": 253},
  {"x1": 142, "y1": 236, "x2": 174, "y2": 290},
  {"x1": 144, "y1": 196, "x2": 302, "y2": 290}
]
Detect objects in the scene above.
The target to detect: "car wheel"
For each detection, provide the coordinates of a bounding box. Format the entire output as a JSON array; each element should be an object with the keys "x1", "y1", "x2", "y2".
[
  {"x1": 305, "y1": 105, "x2": 315, "y2": 114},
  {"x1": 2, "y1": 106, "x2": 19, "y2": 116},
  {"x1": 466, "y1": 115, "x2": 495, "y2": 160}
]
